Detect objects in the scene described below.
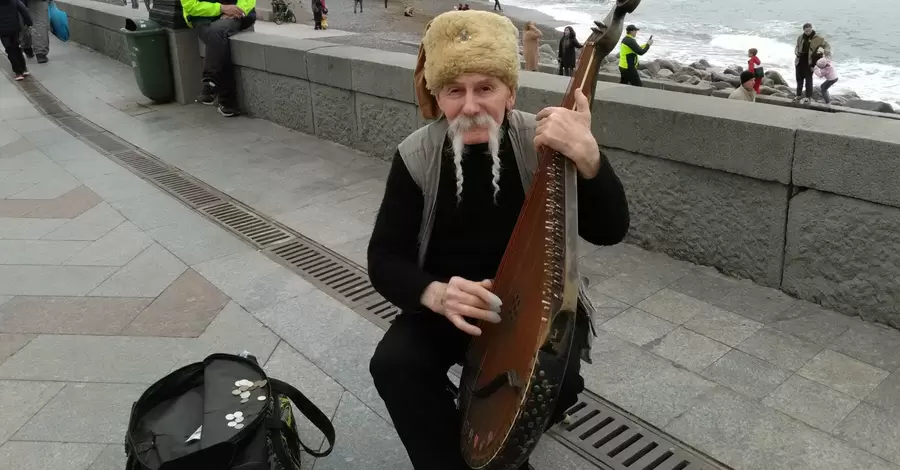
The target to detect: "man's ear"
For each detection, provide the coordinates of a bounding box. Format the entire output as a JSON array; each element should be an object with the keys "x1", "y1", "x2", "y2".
[{"x1": 507, "y1": 89, "x2": 516, "y2": 112}]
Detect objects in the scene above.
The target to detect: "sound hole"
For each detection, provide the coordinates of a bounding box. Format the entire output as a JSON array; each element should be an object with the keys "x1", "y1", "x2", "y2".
[{"x1": 506, "y1": 294, "x2": 521, "y2": 325}]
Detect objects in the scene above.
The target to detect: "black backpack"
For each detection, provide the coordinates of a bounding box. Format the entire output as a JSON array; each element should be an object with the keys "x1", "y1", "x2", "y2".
[{"x1": 125, "y1": 353, "x2": 335, "y2": 470}]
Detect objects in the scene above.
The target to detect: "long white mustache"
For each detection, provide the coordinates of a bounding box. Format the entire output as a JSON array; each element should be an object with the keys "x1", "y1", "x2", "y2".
[{"x1": 447, "y1": 114, "x2": 503, "y2": 205}]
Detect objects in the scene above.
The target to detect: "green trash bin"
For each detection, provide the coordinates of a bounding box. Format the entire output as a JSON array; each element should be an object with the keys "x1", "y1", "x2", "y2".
[{"x1": 121, "y1": 19, "x2": 174, "y2": 103}]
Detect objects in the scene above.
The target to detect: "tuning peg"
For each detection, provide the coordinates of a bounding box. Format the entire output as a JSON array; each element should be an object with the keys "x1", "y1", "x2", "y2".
[{"x1": 593, "y1": 20, "x2": 606, "y2": 29}]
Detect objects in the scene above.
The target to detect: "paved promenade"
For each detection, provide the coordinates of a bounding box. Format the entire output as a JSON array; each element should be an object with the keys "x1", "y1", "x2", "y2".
[{"x1": 2, "y1": 38, "x2": 900, "y2": 470}]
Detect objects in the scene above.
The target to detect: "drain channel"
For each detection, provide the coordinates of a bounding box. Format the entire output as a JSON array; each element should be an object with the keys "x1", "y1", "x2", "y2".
[{"x1": 6, "y1": 73, "x2": 727, "y2": 470}]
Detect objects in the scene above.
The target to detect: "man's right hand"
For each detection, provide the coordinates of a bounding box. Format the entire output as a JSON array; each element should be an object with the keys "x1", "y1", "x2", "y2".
[
  {"x1": 422, "y1": 277, "x2": 503, "y2": 336},
  {"x1": 220, "y1": 4, "x2": 244, "y2": 17},
  {"x1": 647, "y1": 38, "x2": 654, "y2": 46}
]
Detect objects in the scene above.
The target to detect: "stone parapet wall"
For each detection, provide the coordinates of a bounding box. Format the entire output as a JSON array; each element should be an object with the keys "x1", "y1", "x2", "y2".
[{"x1": 55, "y1": 0, "x2": 900, "y2": 328}]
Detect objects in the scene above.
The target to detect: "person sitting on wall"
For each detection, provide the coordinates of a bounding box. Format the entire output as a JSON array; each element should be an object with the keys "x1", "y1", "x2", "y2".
[
  {"x1": 181, "y1": 0, "x2": 256, "y2": 117},
  {"x1": 367, "y1": 10, "x2": 630, "y2": 470},
  {"x1": 728, "y1": 71, "x2": 758, "y2": 102}
]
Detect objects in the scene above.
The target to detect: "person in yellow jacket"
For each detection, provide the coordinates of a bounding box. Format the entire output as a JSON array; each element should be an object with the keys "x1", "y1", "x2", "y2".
[
  {"x1": 181, "y1": 0, "x2": 257, "y2": 117},
  {"x1": 618, "y1": 24, "x2": 652, "y2": 86}
]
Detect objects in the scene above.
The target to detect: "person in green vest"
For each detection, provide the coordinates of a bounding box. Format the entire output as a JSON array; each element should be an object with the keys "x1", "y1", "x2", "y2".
[{"x1": 618, "y1": 24, "x2": 652, "y2": 86}]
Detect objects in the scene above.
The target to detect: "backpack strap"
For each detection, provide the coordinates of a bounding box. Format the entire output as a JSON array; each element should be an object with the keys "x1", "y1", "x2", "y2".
[{"x1": 268, "y1": 378, "x2": 336, "y2": 458}]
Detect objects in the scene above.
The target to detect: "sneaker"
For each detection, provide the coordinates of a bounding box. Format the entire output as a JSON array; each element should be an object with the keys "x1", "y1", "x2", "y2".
[
  {"x1": 791, "y1": 95, "x2": 802, "y2": 102},
  {"x1": 14, "y1": 74, "x2": 24, "y2": 81},
  {"x1": 22, "y1": 69, "x2": 30, "y2": 76},
  {"x1": 218, "y1": 103, "x2": 239, "y2": 117},
  {"x1": 23, "y1": 48, "x2": 34, "y2": 58},
  {"x1": 197, "y1": 81, "x2": 217, "y2": 105},
  {"x1": 36, "y1": 54, "x2": 48, "y2": 64},
  {"x1": 801, "y1": 97, "x2": 811, "y2": 104}
]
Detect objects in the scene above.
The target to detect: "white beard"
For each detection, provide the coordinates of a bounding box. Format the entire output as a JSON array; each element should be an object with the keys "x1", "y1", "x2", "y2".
[{"x1": 446, "y1": 114, "x2": 503, "y2": 205}]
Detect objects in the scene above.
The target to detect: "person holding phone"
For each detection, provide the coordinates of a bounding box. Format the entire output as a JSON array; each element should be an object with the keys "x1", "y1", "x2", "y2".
[{"x1": 618, "y1": 24, "x2": 652, "y2": 86}]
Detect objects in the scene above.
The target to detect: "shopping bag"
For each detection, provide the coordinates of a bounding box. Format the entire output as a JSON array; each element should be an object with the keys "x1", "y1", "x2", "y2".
[{"x1": 49, "y1": 2, "x2": 70, "y2": 42}]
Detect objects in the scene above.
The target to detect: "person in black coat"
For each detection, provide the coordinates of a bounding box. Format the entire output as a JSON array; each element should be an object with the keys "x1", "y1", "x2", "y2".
[
  {"x1": 0, "y1": 0, "x2": 31, "y2": 79},
  {"x1": 557, "y1": 26, "x2": 582, "y2": 76}
]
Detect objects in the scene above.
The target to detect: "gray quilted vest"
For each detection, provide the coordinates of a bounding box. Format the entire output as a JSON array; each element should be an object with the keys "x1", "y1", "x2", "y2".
[{"x1": 396, "y1": 110, "x2": 597, "y2": 363}]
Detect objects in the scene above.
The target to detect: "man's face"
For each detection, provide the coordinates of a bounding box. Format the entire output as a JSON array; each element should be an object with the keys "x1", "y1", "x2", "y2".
[
  {"x1": 743, "y1": 80, "x2": 754, "y2": 90},
  {"x1": 436, "y1": 73, "x2": 515, "y2": 145},
  {"x1": 803, "y1": 26, "x2": 812, "y2": 36}
]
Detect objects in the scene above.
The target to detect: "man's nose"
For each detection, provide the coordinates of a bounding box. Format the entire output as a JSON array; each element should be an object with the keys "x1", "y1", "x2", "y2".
[{"x1": 461, "y1": 92, "x2": 480, "y2": 115}]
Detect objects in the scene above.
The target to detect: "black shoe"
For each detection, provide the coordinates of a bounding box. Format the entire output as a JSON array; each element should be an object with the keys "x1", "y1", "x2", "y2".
[
  {"x1": 218, "y1": 103, "x2": 239, "y2": 117},
  {"x1": 36, "y1": 54, "x2": 48, "y2": 64},
  {"x1": 23, "y1": 48, "x2": 34, "y2": 58},
  {"x1": 197, "y1": 82, "x2": 217, "y2": 105}
]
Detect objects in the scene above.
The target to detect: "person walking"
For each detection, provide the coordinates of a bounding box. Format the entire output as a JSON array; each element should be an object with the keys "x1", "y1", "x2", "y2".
[
  {"x1": 793, "y1": 22, "x2": 830, "y2": 103},
  {"x1": 0, "y1": 0, "x2": 31, "y2": 79},
  {"x1": 19, "y1": 0, "x2": 47, "y2": 63},
  {"x1": 522, "y1": 21, "x2": 542, "y2": 72},
  {"x1": 814, "y1": 57, "x2": 839, "y2": 104},
  {"x1": 557, "y1": 26, "x2": 582, "y2": 77},
  {"x1": 728, "y1": 71, "x2": 758, "y2": 102},
  {"x1": 747, "y1": 48, "x2": 762, "y2": 94},
  {"x1": 493, "y1": 0, "x2": 501, "y2": 11},
  {"x1": 354, "y1": 0, "x2": 361, "y2": 13},
  {"x1": 311, "y1": 0, "x2": 325, "y2": 29},
  {"x1": 618, "y1": 24, "x2": 651, "y2": 86}
]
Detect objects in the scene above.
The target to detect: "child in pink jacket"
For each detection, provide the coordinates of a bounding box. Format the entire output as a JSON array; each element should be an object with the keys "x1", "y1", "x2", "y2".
[{"x1": 814, "y1": 57, "x2": 839, "y2": 104}]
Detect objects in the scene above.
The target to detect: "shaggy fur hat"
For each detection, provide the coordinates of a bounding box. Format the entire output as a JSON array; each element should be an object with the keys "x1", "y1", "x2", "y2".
[{"x1": 414, "y1": 10, "x2": 520, "y2": 119}]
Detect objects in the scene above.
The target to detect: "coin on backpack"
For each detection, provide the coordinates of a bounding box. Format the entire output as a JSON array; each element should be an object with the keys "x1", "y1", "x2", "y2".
[
  {"x1": 228, "y1": 421, "x2": 237, "y2": 427},
  {"x1": 226, "y1": 414, "x2": 235, "y2": 420},
  {"x1": 235, "y1": 423, "x2": 244, "y2": 430}
]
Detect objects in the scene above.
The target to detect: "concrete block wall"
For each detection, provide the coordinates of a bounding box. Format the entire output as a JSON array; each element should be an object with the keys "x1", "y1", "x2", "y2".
[
  {"x1": 58, "y1": 0, "x2": 142, "y2": 66},
  {"x1": 55, "y1": 0, "x2": 900, "y2": 329}
]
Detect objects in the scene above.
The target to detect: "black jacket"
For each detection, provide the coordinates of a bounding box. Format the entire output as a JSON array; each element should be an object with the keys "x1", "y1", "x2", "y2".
[
  {"x1": 0, "y1": 0, "x2": 32, "y2": 35},
  {"x1": 558, "y1": 35, "x2": 583, "y2": 68}
]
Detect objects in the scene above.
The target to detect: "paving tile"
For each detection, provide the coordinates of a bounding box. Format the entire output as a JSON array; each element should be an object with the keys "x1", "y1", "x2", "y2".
[
  {"x1": 583, "y1": 289, "x2": 630, "y2": 323},
  {"x1": 0, "y1": 265, "x2": 117, "y2": 295},
  {"x1": 0, "y1": 217, "x2": 66, "y2": 239},
  {"x1": 21, "y1": 185, "x2": 103, "y2": 219},
  {"x1": 830, "y1": 322, "x2": 900, "y2": 371},
  {"x1": 702, "y1": 350, "x2": 791, "y2": 399},
  {"x1": 684, "y1": 306, "x2": 763, "y2": 347},
  {"x1": 108, "y1": 191, "x2": 200, "y2": 231},
  {"x1": 314, "y1": 392, "x2": 412, "y2": 470},
  {"x1": 122, "y1": 269, "x2": 230, "y2": 337},
  {"x1": 253, "y1": 289, "x2": 389, "y2": 421},
  {"x1": 669, "y1": 269, "x2": 796, "y2": 323},
  {"x1": 834, "y1": 403, "x2": 900, "y2": 466},
  {"x1": 80, "y1": 171, "x2": 161, "y2": 203},
  {"x1": 736, "y1": 327, "x2": 823, "y2": 372},
  {"x1": 42, "y1": 202, "x2": 125, "y2": 241},
  {"x1": 636, "y1": 288, "x2": 723, "y2": 325},
  {"x1": 20, "y1": 127, "x2": 73, "y2": 148},
  {"x1": 0, "y1": 441, "x2": 106, "y2": 470},
  {"x1": 86, "y1": 444, "x2": 124, "y2": 470},
  {"x1": 89, "y1": 243, "x2": 187, "y2": 297},
  {"x1": 276, "y1": 203, "x2": 375, "y2": 247},
  {"x1": 600, "y1": 308, "x2": 677, "y2": 346},
  {"x1": 332, "y1": 234, "x2": 371, "y2": 270},
  {"x1": 64, "y1": 221, "x2": 153, "y2": 266},
  {"x1": 529, "y1": 435, "x2": 602, "y2": 470},
  {"x1": 665, "y1": 386, "x2": 900, "y2": 470},
  {"x1": 583, "y1": 244, "x2": 694, "y2": 305},
  {"x1": 0, "y1": 333, "x2": 34, "y2": 362},
  {"x1": 798, "y1": 349, "x2": 890, "y2": 399},
  {"x1": 0, "y1": 380, "x2": 65, "y2": 443},
  {"x1": 13, "y1": 382, "x2": 145, "y2": 444},
  {"x1": 146, "y1": 217, "x2": 253, "y2": 266},
  {"x1": 0, "y1": 296, "x2": 152, "y2": 335},
  {"x1": 40, "y1": 136, "x2": 106, "y2": 165},
  {"x1": 0, "y1": 136, "x2": 36, "y2": 158},
  {"x1": 0, "y1": 199, "x2": 40, "y2": 217},
  {"x1": 264, "y1": 342, "x2": 345, "y2": 450},
  {"x1": 194, "y1": 250, "x2": 314, "y2": 313},
  {"x1": 762, "y1": 375, "x2": 860, "y2": 432},
  {"x1": 769, "y1": 301, "x2": 855, "y2": 345},
  {"x1": 0, "y1": 335, "x2": 195, "y2": 383},
  {"x1": 8, "y1": 170, "x2": 81, "y2": 200},
  {"x1": 650, "y1": 326, "x2": 732, "y2": 373},
  {"x1": 0, "y1": 239, "x2": 91, "y2": 264},
  {"x1": 7, "y1": 116, "x2": 58, "y2": 134},
  {"x1": 0, "y1": 149, "x2": 52, "y2": 174},
  {"x1": 173, "y1": 301, "x2": 280, "y2": 367},
  {"x1": 866, "y1": 369, "x2": 900, "y2": 413}
]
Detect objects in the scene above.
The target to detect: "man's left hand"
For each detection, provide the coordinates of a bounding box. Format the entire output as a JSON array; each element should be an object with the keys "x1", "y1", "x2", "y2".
[{"x1": 534, "y1": 87, "x2": 602, "y2": 179}]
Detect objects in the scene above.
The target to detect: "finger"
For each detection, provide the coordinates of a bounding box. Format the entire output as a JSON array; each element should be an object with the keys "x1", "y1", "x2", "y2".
[
  {"x1": 535, "y1": 106, "x2": 567, "y2": 121},
  {"x1": 446, "y1": 288, "x2": 493, "y2": 312},
  {"x1": 456, "y1": 279, "x2": 502, "y2": 310},
  {"x1": 574, "y1": 87, "x2": 590, "y2": 114},
  {"x1": 450, "y1": 302, "x2": 501, "y2": 323},
  {"x1": 480, "y1": 279, "x2": 493, "y2": 290},
  {"x1": 448, "y1": 314, "x2": 482, "y2": 336}
]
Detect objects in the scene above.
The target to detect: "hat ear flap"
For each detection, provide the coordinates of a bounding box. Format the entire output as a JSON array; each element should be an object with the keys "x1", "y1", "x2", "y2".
[{"x1": 415, "y1": 19, "x2": 440, "y2": 120}]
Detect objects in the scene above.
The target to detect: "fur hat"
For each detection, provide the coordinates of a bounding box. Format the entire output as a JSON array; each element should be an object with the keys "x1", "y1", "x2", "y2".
[{"x1": 414, "y1": 10, "x2": 520, "y2": 119}]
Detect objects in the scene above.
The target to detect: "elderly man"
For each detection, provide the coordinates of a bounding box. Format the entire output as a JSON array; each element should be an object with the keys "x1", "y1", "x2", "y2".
[
  {"x1": 367, "y1": 10, "x2": 630, "y2": 470},
  {"x1": 728, "y1": 71, "x2": 757, "y2": 102}
]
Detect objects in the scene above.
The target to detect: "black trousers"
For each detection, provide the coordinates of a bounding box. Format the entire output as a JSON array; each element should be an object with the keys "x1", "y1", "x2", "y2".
[
  {"x1": 370, "y1": 309, "x2": 586, "y2": 470},
  {"x1": 619, "y1": 66, "x2": 643, "y2": 86},
  {"x1": 194, "y1": 17, "x2": 252, "y2": 106},
  {"x1": 559, "y1": 65, "x2": 574, "y2": 77},
  {"x1": 795, "y1": 62, "x2": 813, "y2": 98},
  {"x1": 821, "y1": 78, "x2": 838, "y2": 103},
  {"x1": 1, "y1": 32, "x2": 26, "y2": 75}
]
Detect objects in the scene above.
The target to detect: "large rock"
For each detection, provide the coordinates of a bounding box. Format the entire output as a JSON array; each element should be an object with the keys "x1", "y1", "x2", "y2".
[
  {"x1": 699, "y1": 59, "x2": 711, "y2": 68},
  {"x1": 844, "y1": 100, "x2": 895, "y2": 113},
  {"x1": 711, "y1": 81, "x2": 734, "y2": 90},
  {"x1": 774, "y1": 84, "x2": 794, "y2": 95},
  {"x1": 688, "y1": 76, "x2": 702, "y2": 85},
  {"x1": 762, "y1": 77, "x2": 775, "y2": 87},
  {"x1": 638, "y1": 70, "x2": 650, "y2": 79},
  {"x1": 723, "y1": 68, "x2": 739, "y2": 76},
  {"x1": 783, "y1": 190, "x2": 900, "y2": 328},
  {"x1": 711, "y1": 72, "x2": 741, "y2": 87},
  {"x1": 765, "y1": 70, "x2": 789, "y2": 86},
  {"x1": 656, "y1": 59, "x2": 682, "y2": 73},
  {"x1": 539, "y1": 43, "x2": 554, "y2": 56},
  {"x1": 673, "y1": 73, "x2": 693, "y2": 83},
  {"x1": 656, "y1": 69, "x2": 674, "y2": 78},
  {"x1": 689, "y1": 61, "x2": 706, "y2": 70},
  {"x1": 643, "y1": 60, "x2": 662, "y2": 75},
  {"x1": 759, "y1": 86, "x2": 779, "y2": 95}
]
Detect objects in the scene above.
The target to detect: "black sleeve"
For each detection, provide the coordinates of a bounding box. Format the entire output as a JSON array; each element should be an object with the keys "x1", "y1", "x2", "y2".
[
  {"x1": 575, "y1": 39, "x2": 583, "y2": 49},
  {"x1": 17, "y1": 0, "x2": 32, "y2": 25},
  {"x1": 367, "y1": 152, "x2": 439, "y2": 312},
  {"x1": 622, "y1": 36, "x2": 649, "y2": 55},
  {"x1": 576, "y1": 151, "x2": 630, "y2": 246}
]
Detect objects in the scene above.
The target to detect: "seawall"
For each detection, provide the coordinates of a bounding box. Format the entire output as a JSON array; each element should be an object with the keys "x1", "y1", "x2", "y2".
[{"x1": 56, "y1": 0, "x2": 900, "y2": 329}]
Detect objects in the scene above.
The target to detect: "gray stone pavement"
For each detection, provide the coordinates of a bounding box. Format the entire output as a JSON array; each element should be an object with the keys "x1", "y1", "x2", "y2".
[{"x1": 2, "y1": 37, "x2": 900, "y2": 470}]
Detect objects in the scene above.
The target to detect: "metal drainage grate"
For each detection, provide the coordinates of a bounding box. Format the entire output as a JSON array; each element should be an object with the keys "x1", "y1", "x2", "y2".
[
  {"x1": 83, "y1": 132, "x2": 133, "y2": 154},
  {"x1": 555, "y1": 393, "x2": 725, "y2": 470},
  {"x1": 203, "y1": 202, "x2": 293, "y2": 249},
  {"x1": 36, "y1": 101, "x2": 71, "y2": 116},
  {"x1": 152, "y1": 173, "x2": 223, "y2": 208},
  {"x1": 113, "y1": 150, "x2": 173, "y2": 177},
  {"x1": 56, "y1": 116, "x2": 104, "y2": 136}
]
